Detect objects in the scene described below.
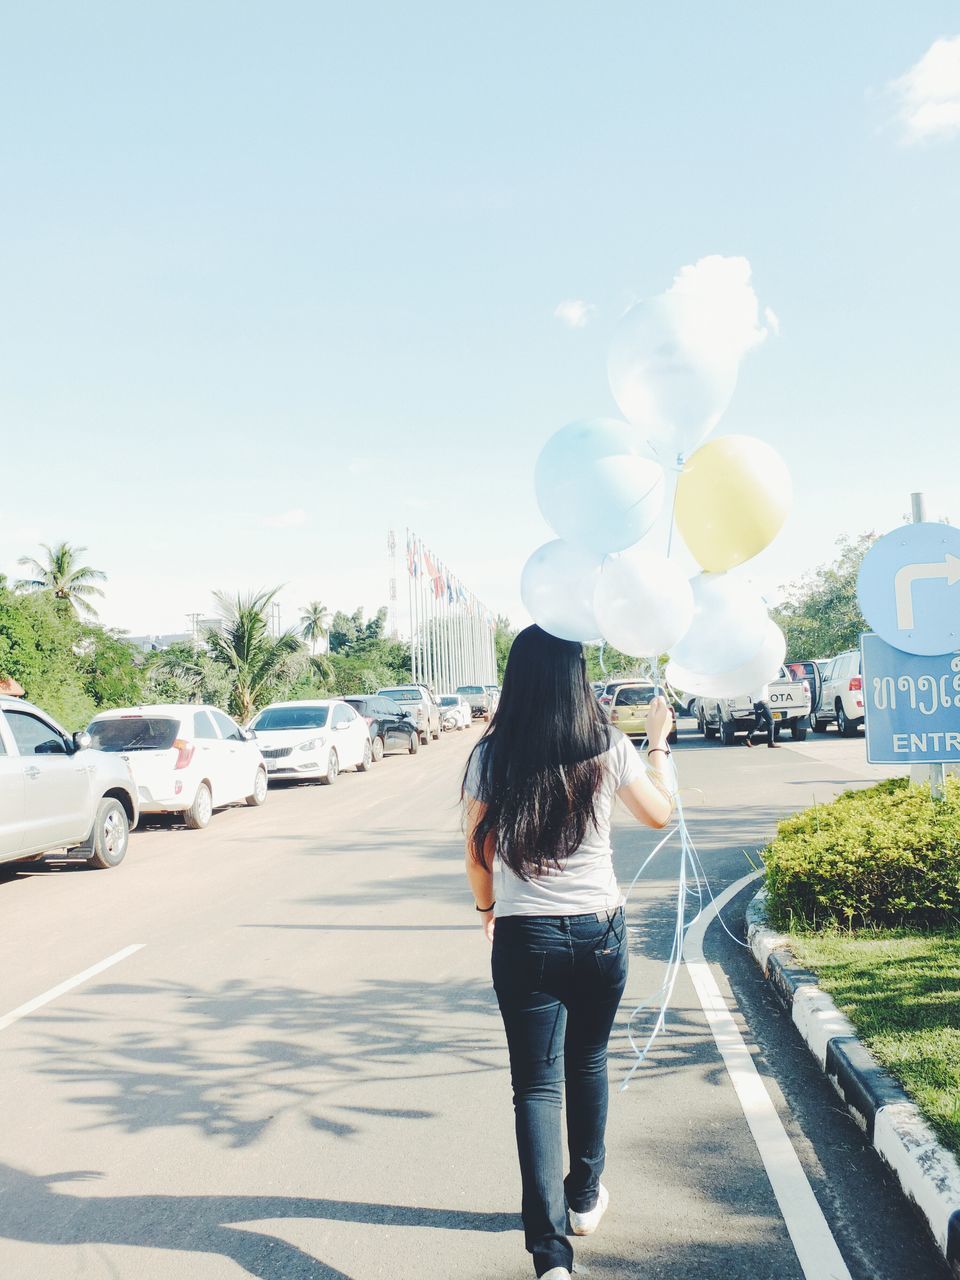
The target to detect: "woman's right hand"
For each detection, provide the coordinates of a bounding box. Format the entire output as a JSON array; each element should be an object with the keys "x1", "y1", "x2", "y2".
[{"x1": 646, "y1": 696, "x2": 672, "y2": 748}]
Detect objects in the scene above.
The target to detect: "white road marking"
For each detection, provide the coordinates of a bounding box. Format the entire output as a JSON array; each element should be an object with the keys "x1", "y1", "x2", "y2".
[
  {"x1": 683, "y1": 872, "x2": 852, "y2": 1280},
  {"x1": 0, "y1": 944, "x2": 145, "y2": 1032}
]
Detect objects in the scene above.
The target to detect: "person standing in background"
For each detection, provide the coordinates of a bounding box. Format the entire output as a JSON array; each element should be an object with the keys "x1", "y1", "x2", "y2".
[{"x1": 744, "y1": 683, "x2": 777, "y2": 748}]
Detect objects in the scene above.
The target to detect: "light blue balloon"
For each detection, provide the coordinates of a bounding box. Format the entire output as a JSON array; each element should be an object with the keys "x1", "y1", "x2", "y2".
[{"x1": 534, "y1": 418, "x2": 665, "y2": 556}]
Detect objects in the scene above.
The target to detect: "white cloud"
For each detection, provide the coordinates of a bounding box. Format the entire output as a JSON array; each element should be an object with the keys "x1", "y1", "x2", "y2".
[
  {"x1": 664, "y1": 254, "x2": 774, "y2": 364},
  {"x1": 259, "y1": 508, "x2": 309, "y2": 529},
  {"x1": 889, "y1": 36, "x2": 960, "y2": 143},
  {"x1": 763, "y1": 306, "x2": 780, "y2": 337},
  {"x1": 553, "y1": 298, "x2": 596, "y2": 328}
]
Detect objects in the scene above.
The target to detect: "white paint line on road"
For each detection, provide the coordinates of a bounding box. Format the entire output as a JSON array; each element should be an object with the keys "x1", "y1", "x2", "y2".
[
  {"x1": 683, "y1": 873, "x2": 852, "y2": 1280},
  {"x1": 0, "y1": 944, "x2": 145, "y2": 1033}
]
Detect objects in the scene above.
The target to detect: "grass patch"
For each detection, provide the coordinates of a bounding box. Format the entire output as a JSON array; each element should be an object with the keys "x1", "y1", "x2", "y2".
[{"x1": 790, "y1": 928, "x2": 960, "y2": 1160}]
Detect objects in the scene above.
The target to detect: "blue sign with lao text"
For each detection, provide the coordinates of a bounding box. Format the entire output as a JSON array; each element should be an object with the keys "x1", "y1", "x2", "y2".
[
  {"x1": 857, "y1": 523, "x2": 960, "y2": 657},
  {"x1": 861, "y1": 633, "x2": 960, "y2": 764}
]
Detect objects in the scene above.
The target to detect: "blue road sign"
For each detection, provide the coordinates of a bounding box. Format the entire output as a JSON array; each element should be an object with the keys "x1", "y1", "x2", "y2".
[
  {"x1": 857, "y1": 523, "x2": 960, "y2": 657},
  {"x1": 861, "y1": 633, "x2": 960, "y2": 765}
]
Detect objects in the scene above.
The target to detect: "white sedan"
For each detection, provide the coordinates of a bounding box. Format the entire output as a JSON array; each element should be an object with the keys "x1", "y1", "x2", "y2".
[
  {"x1": 87, "y1": 704, "x2": 267, "y2": 830},
  {"x1": 248, "y1": 699, "x2": 372, "y2": 784}
]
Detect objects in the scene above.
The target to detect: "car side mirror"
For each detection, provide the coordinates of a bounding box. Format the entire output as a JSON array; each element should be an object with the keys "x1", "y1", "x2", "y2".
[
  {"x1": 242, "y1": 728, "x2": 256, "y2": 741},
  {"x1": 72, "y1": 730, "x2": 92, "y2": 752}
]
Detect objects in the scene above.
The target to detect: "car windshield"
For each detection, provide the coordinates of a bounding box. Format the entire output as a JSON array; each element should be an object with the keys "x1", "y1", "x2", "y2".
[
  {"x1": 379, "y1": 689, "x2": 420, "y2": 702},
  {"x1": 615, "y1": 686, "x2": 655, "y2": 707},
  {"x1": 88, "y1": 717, "x2": 180, "y2": 751},
  {"x1": 458, "y1": 686, "x2": 483, "y2": 695},
  {"x1": 251, "y1": 706, "x2": 329, "y2": 731},
  {"x1": 440, "y1": 696, "x2": 459, "y2": 706}
]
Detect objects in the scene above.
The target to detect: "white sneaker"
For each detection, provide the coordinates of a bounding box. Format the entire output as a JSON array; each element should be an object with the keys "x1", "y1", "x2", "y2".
[
  {"x1": 568, "y1": 1182, "x2": 609, "y2": 1236},
  {"x1": 540, "y1": 1270, "x2": 572, "y2": 1280}
]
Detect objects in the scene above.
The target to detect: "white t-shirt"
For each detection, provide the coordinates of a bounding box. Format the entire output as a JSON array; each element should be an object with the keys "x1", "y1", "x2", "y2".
[{"x1": 463, "y1": 730, "x2": 644, "y2": 917}]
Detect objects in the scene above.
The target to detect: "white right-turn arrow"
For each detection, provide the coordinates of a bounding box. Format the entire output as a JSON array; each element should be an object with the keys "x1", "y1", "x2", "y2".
[{"x1": 894, "y1": 554, "x2": 960, "y2": 629}]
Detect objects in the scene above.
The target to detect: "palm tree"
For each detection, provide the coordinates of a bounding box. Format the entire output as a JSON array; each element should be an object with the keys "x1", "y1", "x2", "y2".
[
  {"x1": 300, "y1": 600, "x2": 331, "y2": 655},
  {"x1": 16, "y1": 541, "x2": 107, "y2": 618},
  {"x1": 207, "y1": 587, "x2": 305, "y2": 722}
]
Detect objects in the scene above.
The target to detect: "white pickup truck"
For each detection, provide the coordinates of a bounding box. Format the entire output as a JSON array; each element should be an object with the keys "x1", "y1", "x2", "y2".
[{"x1": 695, "y1": 668, "x2": 812, "y2": 746}]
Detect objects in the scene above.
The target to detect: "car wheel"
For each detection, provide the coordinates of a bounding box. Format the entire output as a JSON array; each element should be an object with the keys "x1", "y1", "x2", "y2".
[
  {"x1": 718, "y1": 715, "x2": 737, "y2": 746},
  {"x1": 432, "y1": 726, "x2": 440, "y2": 740},
  {"x1": 372, "y1": 735, "x2": 385, "y2": 762},
  {"x1": 810, "y1": 711, "x2": 825, "y2": 732},
  {"x1": 321, "y1": 750, "x2": 339, "y2": 785},
  {"x1": 667, "y1": 729, "x2": 678, "y2": 745},
  {"x1": 702, "y1": 709, "x2": 717, "y2": 740},
  {"x1": 184, "y1": 782, "x2": 213, "y2": 829},
  {"x1": 356, "y1": 739, "x2": 373, "y2": 772},
  {"x1": 245, "y1": 767, "x2": 268, "y2": 806},
  {"x1": 837, "y1": 703, "x2": 857, "y2": 737},
  {"x1": 420, "y1": 731, "x2": 430, "y2": 746},
  {"x1": 408, "y1": 733, "x2": 419, "y2": 755},
  {"x1": 88, "y1": 798, "x2": 129, "y2": 868},
  {"x1": 791, "y1": 723, "x2": 808, "y2": 741}
]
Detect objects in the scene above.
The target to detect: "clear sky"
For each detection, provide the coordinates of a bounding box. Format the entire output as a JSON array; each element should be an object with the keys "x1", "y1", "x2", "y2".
[{"x1": 2, "y1": 3, "x2": 958, "y2": 636}]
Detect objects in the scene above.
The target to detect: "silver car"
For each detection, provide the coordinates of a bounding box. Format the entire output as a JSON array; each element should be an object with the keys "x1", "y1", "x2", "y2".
[
  {"x1": 0, "y1": 696, "x2": 139, "y2": 869},
  {"x1": 376, "y1": 684, "x2": 441, "y2": 745}
]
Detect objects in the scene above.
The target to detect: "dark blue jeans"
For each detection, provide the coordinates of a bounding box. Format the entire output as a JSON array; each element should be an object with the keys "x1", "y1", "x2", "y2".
[{"x1": 492, "y1": 908, "x2": 629, "y2": 1277}]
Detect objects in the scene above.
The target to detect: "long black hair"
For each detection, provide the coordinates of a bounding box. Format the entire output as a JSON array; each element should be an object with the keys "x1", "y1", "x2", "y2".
[{"x1": 463, "y1": 624, "x2": 611, "y2": 878}]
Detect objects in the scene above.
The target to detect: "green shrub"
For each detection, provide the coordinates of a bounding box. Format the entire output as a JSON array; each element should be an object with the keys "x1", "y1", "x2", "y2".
[{"x1": 763, "y1": 777, "x2": 960, "y2": 929}]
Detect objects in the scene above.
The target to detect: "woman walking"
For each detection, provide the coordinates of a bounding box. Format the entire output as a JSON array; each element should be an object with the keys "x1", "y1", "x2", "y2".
[{"x1": 462, "y1": 625, "x2": 674, "y2": 1279}]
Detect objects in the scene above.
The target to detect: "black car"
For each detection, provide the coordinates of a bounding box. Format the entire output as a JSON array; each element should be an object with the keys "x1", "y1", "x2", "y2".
[{"x1": 342, "y1": 696, "x2": 419, "y2": 760}]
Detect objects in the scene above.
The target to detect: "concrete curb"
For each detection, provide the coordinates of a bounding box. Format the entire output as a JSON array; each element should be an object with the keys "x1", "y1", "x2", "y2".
[{"x1": 746, "y1": 888, "x2": 960, "y2": 1278}]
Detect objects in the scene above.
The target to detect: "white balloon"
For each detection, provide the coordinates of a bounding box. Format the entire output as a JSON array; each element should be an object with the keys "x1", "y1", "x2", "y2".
[
  {"x1": 669, "y1": 573, "x2": 769, "y2": 675},
  {"x1": 521, "y1": 540, "x2": 602, "y2": 642},
  {"x1": 666, "y1": 619, "x2": 786, "y2": 699},
  {"x1": 534, "y1": 418, "x2": 665, "y2": 556},
  {"x1": 593, "y1": 547, "x2": 695, "y2": 658},
  {"x1": 608, "y1": 293, "x2": 738, "y2": 462}
]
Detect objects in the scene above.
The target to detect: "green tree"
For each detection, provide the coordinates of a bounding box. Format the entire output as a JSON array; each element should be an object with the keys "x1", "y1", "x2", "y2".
[
  {"x1": 144, "y1": 642, "x2": 234, "y2": 709},
  {"x1": 771, "y1": 533, "x2": 877, "y2": 661},
  {"x1": 206, "y1": 588, "x2": 306, "y2": 722},
  {"x1": 76, "y1": 627, "x2": 147, "y2": 709},
  {"x1": 0, "y1": 575, "x2": 96, "y2": 728},
  {"x1": 494, "y1": 616, "x2": 517, "y2": 683},
  {"x1": 15, "y1": 541, "x2": 107, "y2": 619},
  {"x1": 300, "y1": 600, "x2": 331, "y2": 655}
]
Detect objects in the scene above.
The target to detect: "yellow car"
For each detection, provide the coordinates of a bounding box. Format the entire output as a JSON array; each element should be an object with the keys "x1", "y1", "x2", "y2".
[{"x1": 607, "y1": 681, "x2": 678, "y2": 743}]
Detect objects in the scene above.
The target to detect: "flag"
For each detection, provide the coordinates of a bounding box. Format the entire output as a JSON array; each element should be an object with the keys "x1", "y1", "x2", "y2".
[{"x1": 407, "y1": 534, "x2": 420, "y2": 577}]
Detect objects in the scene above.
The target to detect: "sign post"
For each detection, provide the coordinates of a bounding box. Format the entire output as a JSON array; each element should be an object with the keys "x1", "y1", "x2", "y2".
[
  {"x1": 856, "y1": 493, "x2": 960, "y2": 800},
  {"x1": 860, "y1": 635, "x2": 960, "y2": 769}
]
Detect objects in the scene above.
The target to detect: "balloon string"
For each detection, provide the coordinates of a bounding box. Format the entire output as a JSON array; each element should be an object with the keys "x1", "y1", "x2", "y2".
[{"x1": 619, "y1": 748, "x2": 748, "y2": 1092}]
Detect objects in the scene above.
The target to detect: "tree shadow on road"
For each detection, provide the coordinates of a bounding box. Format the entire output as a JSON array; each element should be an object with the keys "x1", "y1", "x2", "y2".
[
  {"x1": 0, "y1": 1162, "x2": 519, "y2": 1280},
  {"x1": 25, "y1": 973, "x2": 504, "y2": 1149}
]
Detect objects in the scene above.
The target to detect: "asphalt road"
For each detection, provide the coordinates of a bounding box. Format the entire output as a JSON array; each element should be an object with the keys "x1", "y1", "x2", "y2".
[{"x1": 0, "y1": 720, "x2": 949, "y2": 1280}]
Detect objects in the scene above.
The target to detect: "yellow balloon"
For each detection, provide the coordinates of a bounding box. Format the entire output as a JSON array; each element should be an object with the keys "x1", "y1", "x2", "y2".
[{"x1": 675, "y1": 435, "x2": 792, "y2": 571}]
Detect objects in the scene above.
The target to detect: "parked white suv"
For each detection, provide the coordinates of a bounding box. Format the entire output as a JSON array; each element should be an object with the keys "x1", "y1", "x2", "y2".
[
  {"x1": 376, "y1": 685, "x2": 441, "y2": 744},
  {"x1": 810, "y1": 649, "x2": 864, "y2": 736},
  {"x1": 87, "y1": 704, "x2": 268, "y2": 829},
  {"x1": 0, "y1": 696, "x2": 139, "y2": 868},
  {"x1": 249, "y1": 699, "x2": 372, "y2": 784}
]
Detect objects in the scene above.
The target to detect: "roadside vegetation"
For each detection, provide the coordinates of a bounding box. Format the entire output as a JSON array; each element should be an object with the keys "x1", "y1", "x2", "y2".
[
  {"x1": 763, "y1": 777, "x2": 960, "y2": 1160},
  {"x1": 1, "y1": 540, "x2": 516, "y2": 729},
  {"x1": 790, "y1": 929, "x2": 960, "y2": 1160},
  {"x1": 764, "y1": 776, "x2": 960, "y2": 929},
  {"x1": 771, "y1": 533, "x2": 876, "y2": 661}
]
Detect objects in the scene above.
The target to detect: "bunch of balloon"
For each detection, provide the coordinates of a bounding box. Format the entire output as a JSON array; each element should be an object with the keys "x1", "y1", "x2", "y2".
[
  {"x1": 521, "y1": 417, "x2": 695, "y2": 652},
  {"x1": 521, "y1": 280, "x2": 793, "y2": 702}
]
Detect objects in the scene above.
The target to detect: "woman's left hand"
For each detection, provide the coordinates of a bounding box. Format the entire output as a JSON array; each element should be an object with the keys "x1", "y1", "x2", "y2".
[{"x1": 480, "y1": 910, "x2": 495, "y2": 942}]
